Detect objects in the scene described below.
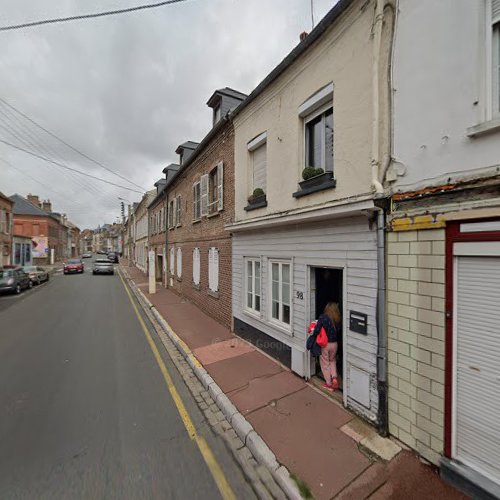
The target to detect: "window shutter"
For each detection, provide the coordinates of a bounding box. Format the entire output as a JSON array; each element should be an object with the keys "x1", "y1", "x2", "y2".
[
  {"x1": 253, "y1": 144, "x2": 267, "y2": 191},
  {"x1": 201, "y1": 174, "x2": 209, "y2": 216},
  {"x1": 176, "y1": 196, "x2": 181, "y2": 226},
  {"x1": 214, "y1": 249, "x2": 219, "y2": 292},
  {"x1": 177, "y1": 248, "x2": 182, "y2": 278},
  {"x1": 172, "y1": 198, "x2": 176, "y2": 228},
  {"x1": 217, "y1": 162, "x2": 224, "y2": 211},
  {"x1": 193, "y1": 248, "x2": 200, "y2": 285},
  {"x1": 192, "y1": 184, "x2": 197, "y2": 220},
  {"x1": 170, "y1": 247, "x2": 175, "y2": 274},
  {"x1": 208, "y1": 247, "x2": 219, "y2": 292},
  {"x1": 493, "y1": 0, "x2": 500, "y2": 23},
  {"x1": 208, "y1": 248, "x2": 213, "y2": 291}
]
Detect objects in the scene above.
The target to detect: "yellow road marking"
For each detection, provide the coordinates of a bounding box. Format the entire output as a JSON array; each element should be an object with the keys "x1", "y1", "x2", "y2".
[{"x1": 119, "y1": 273, "x2": 236, "y2": 500}]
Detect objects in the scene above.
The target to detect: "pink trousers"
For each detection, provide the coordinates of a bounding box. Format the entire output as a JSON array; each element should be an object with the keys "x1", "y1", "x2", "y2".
[{"x1": 320, "y1": 342, "x2": 338, "y2": 385}]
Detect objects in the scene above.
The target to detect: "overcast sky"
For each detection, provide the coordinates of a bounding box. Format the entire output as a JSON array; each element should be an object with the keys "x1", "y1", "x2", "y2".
[{"x1": 0, "y1": 0, "x2": 335, "y2": 229}]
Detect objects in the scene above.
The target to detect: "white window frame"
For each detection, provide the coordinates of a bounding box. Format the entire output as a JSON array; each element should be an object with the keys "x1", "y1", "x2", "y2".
[
  {"x1": 208, "y1": 247, "x2": 219, "y2": 293},
  {"x1": 244, "y1": 257, "x2": 261, "y2": 315},
  {"x1": 207, "y1": 162, "x2": 224, "y2": 215},
  {"x1": 176, "y1": 247, "x2": 182, "y2": 278},
  {"x1": 268, "y1": 260, "x2": 292, "y2": 330},
  {"x1": 303, "y1": 102, "x2": 334, "y2": 173},
  {"x1": 192, "y1": 247, "x2": 200, "y2": 285}
]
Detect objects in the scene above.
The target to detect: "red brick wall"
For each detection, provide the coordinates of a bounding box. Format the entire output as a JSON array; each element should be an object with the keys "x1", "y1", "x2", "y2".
[
  {"x1": 165, "y1": 121, "x2": 234, "y2": 329},
  {"x1": 13, "y1": 215, "x2": 63, "y2": 261}
]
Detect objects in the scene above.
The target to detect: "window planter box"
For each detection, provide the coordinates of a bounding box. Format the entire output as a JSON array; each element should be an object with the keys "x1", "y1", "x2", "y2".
[
  {"x1": 244, "y1": 194, "x2": 268, "y2": 211},
  {"x1": 293, "y1": 171, "x2": 336, "y2": 198}
]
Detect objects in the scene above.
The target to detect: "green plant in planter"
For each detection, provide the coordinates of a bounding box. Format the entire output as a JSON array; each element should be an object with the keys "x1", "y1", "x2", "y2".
[
  {"x1": 248, "y1": 187, "x2": 265, "y2": 203},
  {"x1": 302, "y1": 166, "x2": 324, "y2": 180}
]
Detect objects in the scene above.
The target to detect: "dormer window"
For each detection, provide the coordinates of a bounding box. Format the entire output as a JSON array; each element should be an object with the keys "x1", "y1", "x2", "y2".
[
  {"x1": 213, "y1": 104, "x2": 221, "y2": 125},
  {"x1": 179, "y1": 152, "x2": 184, "y2": 165}
]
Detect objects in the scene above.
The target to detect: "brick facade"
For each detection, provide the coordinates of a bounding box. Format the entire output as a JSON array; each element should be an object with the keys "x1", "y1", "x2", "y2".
[
  {"x1": 149, "y1": 194, "x2": 167, "y2": 285},
  {"x1": 387, "y1": 228, "x2": 445, "y2": 465},
  {"x1": 165, "y1": 120, "x2": 234, "y2": 330},
  {"x1": 13, "y1": 215, "x2": 63, "y2": 262}
]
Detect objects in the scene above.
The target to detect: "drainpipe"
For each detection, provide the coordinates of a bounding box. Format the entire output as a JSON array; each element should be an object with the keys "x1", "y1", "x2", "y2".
[
  {"x1": 371, "y1": 0, "x2": 385, "y2": 195},
  {"x1": 372, "y1": 0, "x2": 396, "y2": 435},
  {"x1": 165, "y1": 193, "x2": 169, "y2": 288},
  {"x1": 376, "y1": 206, "x2": 388, "y2": 436}
]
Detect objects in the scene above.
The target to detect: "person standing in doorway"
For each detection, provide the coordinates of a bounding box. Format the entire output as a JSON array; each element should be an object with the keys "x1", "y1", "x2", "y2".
[{"x1": 314, "y1": 302, "x2": 341, "y2": 391}]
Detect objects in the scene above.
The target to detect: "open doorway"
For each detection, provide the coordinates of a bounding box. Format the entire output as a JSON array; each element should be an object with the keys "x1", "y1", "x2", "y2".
[{"x1": 310, "y1": 267, "x2": 343, "y2": 388}]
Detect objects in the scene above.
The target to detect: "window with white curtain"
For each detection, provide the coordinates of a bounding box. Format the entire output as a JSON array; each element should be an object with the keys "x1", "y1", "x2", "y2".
[
  {"x1": 192, "y1": 247, "x2": 200, "y2": 285},
  {"x1": 245, "y1": 258, "x2": 261, "y2": 313},
  {"x1": 176, "y1": 247, "x2": 182, "y2": 278},
  {"x1": 208, "y1": 247, "x2": 219, "y2": 292},
  {"x1": 269, "y1": 261, "x2": 291, "y2": 326}
]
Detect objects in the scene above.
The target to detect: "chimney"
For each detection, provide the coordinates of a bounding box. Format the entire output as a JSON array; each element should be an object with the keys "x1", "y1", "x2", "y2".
[
  {"x1": 42, "y1": 200, "x2": 52, "y2": 213},
  {"x1": 300, "y1": 31, "x2": 308, "y2": 42},
  {"x1": 27, "y1": 194, "x2": 41, "y2": 207}
]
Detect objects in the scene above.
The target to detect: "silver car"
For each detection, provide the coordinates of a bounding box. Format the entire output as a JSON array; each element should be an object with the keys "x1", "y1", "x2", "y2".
[
  {"x1": 22, "y1": 265, "x2": 49, "y2": 285},
  {"x1": 92, "y1": 259, "x2": 114, "y2": 275}
]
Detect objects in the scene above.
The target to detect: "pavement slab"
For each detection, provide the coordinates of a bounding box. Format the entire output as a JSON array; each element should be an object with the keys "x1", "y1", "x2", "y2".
[
  {"x1": 230, "y1": 371, "x2": 306, "y2": 416},
  {"x1": 207, "y1": 351, "x2": 283, "y2": 394},
  {"x1": 247, "y1": 386, "x2": 364, "y2": 500},
  {"x1": 193, "y1": 338, "x2": 255, "y2": 366}
]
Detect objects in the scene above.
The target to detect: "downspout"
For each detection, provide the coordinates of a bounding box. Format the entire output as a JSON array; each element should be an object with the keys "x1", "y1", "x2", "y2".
[
  {"x1": 164, "y1": 194, "x2": 169, "y2": 288},
  {"x1": 372, "y1": 0, "x2": 396, "y2": 436},
  {"x1": 371, "y1": 0, "x2": 385, "y2": 195},
  {"x1": 376, "y1": 206, "x2": 388, "y2": 435}
]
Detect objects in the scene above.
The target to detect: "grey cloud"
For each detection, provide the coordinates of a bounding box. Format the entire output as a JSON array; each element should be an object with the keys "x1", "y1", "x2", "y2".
[{"x1": 0, "y1": 0, "x2": 335, "y2": 228}]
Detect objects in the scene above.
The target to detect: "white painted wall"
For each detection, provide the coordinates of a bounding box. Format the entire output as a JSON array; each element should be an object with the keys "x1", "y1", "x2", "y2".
[
  {"x1": 233, "y1": 1, "x2": 376, "y2": 221},
  {"x1": 391, "y1": 0, "x2": 500, "y2": 192}
]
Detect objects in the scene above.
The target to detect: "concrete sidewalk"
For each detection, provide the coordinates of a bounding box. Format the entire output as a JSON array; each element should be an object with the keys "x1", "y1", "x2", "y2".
[{"x1": 122, "y1": 262, "x2": 466, "y2": 500}]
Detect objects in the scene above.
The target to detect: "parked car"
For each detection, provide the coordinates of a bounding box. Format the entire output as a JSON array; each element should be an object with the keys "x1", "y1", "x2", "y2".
[
  {"x1": 0, "y1": 267, "x2": 32, "y2": 294},
  {"x1": 82, "y1": 253, "x2": 92, "y2": 259},
  {"x1": 22, "y1": 265, "x2": 49, "y2": 285},
  {"x1": 96, "y1": 250, "x2": 107, "y2": 255},
  {"x1": 92, "y1": 259, "x2": 114, "y2": 275},
  {"x1": 107, "y1": 252, "x2": 119, "y2": 263},
  {"x1": 64, "y1": 259, "x2": 84, "y2": 274}
]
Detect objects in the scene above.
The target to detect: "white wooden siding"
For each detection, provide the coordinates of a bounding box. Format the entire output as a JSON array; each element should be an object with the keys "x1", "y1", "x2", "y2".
[{"x1": 232, "y1": 215, "x2": 379, "y2": 419}]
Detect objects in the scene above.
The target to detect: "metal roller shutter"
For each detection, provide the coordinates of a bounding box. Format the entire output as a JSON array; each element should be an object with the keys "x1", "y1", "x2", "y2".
[{"x1": 455, "y1": 256, "x2": 500, "y2": 485}]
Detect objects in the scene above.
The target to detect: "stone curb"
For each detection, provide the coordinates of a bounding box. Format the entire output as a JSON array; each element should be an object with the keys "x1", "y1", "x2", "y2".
[{"x1": 119, "y1": 266, "x2": 303, "y2": 499}]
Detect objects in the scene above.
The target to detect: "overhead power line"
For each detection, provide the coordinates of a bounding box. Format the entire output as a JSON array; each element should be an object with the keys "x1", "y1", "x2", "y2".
[
  {"x1": 0, "y1": 138, "x2": 143, "y2": 194},
  {"x1": 0, "y1": 98, "x2": 147, "y2": 191},
  {"x1": 0, "y1": 0, "x2": 190, "y2": 32}
]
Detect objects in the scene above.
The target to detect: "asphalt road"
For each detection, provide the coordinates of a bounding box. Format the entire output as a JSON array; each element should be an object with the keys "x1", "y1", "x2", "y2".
[{"x1": 0, "y1": 260, "x2": 255, "y2": 499}]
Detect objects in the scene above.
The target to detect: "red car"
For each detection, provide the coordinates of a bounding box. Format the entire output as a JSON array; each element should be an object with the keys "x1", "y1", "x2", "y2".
[{"x1": 64, "y1": 259, "x2": 84, "y2": 274}]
